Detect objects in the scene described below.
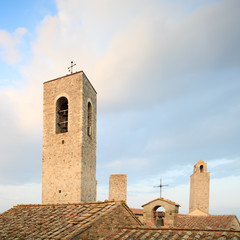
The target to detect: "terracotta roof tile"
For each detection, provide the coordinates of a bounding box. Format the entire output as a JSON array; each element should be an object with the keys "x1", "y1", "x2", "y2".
[
  {"x1": 102, "y1": 227, "x2": 240, "y2": 240},
  {"x1": 0, "y1": 201, "x2": 120, "y2": 239},
  {"x1": 176, "y1": 214, "x2": 239, "y2": 230},
  {"x1": 131, "y1": 208, "x2": 143, "y2": 215}
]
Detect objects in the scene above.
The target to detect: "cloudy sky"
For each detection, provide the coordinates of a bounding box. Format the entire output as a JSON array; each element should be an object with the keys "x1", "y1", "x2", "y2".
[{"x1": 0, "y1": 0, "x2": 239, "y2": 218}]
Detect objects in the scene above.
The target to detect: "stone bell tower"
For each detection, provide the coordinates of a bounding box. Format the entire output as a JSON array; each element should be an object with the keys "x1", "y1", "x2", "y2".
[
  {"x1": 42, "y1": 71, "x2": 97, "y2": 204},
  {"x1": 189, "y1": 160, "x2": 210, "y2": 214}
]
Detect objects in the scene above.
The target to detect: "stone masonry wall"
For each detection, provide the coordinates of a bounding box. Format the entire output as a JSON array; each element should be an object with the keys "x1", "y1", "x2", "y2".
[
  {"x1": 189, "y1": 172, "x2": 210, "y2": 213},
  {"x1": 109, "y1": 174, "x2": 127, "y2": 202},
  {"x1": 42, "y1": 72, "x2": 96, "y2": 204},
  {"x1": 80, "y1": 73, "x2": 97, "y2": 202},
  {"x1": 77, "y1": 204, "x2": 141, "y2": 240}
]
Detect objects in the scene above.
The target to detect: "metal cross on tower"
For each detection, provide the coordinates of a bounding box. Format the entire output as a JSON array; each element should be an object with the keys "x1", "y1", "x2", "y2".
[
  {"x1": 154, "y1": 179, "x2": 168, "y2": 198},
  {"x1": 68, "y1": 61, "x2": 76, "y2": 74}
]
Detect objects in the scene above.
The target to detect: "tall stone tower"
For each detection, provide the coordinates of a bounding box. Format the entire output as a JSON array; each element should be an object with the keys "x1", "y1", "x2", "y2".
[
  {"x1": 42, "y1": 71, "x2": 97, "y2": 204},
  {"x1": 189, "y1": 160, "x2": 210, "y2": 214}
]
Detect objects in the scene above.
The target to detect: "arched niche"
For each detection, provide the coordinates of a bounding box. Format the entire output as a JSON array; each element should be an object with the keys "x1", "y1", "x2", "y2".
[
  {"x1": 152, "y1": 205, "x2": 165, "y2": 226},
  {"x1": 194, "y1": 160, "x2": 207, "y2": 173},
  {"x1": 56, "y1": 97, "x2": 68, "y2": 134}
]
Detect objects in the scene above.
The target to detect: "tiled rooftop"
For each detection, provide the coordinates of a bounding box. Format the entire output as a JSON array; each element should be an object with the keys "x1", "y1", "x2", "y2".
[
  {"x1": 176, "y1": 214, "x2": 240, "y2": 230},
  {"x1": 0, "y1": 201, "x2": 122, "y2": 239},
  {"x1": 130, "y1": 208, "x2": 239, "y2": 230},
  {"x1": 1, "y1": 201, "x2": 239, "y2": 239},
  {"x1": 102, "y1": 227, "x2": 240, "y2": 240},
  {"x1": 131, "y1": 208, "x2": 143, "y2": 215}
]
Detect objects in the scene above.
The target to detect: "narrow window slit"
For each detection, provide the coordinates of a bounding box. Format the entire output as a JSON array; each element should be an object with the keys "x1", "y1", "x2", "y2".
[{"x1": 87, "y1": 102, "x2": 92, "y2": 136}]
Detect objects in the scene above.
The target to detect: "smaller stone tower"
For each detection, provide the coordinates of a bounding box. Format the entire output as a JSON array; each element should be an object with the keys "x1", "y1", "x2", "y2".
[
  {"x1": 109, "y1": 174, "x2": 127, "y2": 202},
  {"x1": 189, "y1": 160, "x2": 210, "y2": 214}
]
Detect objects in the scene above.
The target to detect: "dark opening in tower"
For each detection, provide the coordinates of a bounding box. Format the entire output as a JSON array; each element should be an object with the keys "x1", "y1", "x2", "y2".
[
  {"x1": 200, "y1": 165, "x2": 204, "y2": 172},
  {"x1": 152, "y1": 206, "x2": 165, "y2": 227},
  {"x1": 87, "y1": 102, "x2": 92, "y2": 136},
  {"x1": 56, "y1": 97, "x2": 68, "y2": 134}
]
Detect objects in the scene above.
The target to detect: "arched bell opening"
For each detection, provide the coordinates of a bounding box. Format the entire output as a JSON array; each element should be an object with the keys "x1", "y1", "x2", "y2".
[
  {"x1": 56, "y1": 97, "x2": 68, "y2": 134},
  {"x1": 152, "y1": 205, "x2": 165, "y2": 227}
]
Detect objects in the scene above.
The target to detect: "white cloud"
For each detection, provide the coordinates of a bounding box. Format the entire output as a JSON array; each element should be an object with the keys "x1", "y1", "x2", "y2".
[
  {"x1": 96, "y1": 185, "x2": 108, "y2": 202},
  {"x1": 91, "y1": 0, "x2": 240, "y2": 111},
  {"x1": 161, "y1": 166, "x2": 192, "y2": 183},
  {"x1": 0, "y1": 183, "x2": 41, "y2": 213},
  {"x1": 208, "y1": 158, "x2": 236, "y2": 169},
  {"x1": 106, "y1": 157, "x2": 148, "y2": 171},
  {"x1": 2, "y1": 0, "x2": 238, "y2": 134},
  {"x1": 1, "y1": 85, "x2": 42, "y2": 132},
  {"x1": 0, "y1": 0, "x2": 239, "y2": 129},
  {"x1": 0, "y1": 28, "x2": 27, "y2": 64},
  {"x1": 210, "y1": 176, "x2": 240, "y2": 210}
]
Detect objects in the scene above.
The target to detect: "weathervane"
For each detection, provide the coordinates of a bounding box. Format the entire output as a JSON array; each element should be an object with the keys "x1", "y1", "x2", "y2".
[
  {"x1": 68, "y1": 61, "x2": 76, "y2": 74},
  {"x1": 154, "y1": 179, "x2": 168, "y2": 198}
]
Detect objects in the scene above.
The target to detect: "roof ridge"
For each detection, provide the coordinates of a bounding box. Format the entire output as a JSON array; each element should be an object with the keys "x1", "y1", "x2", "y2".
[
  {"x1": 117, "y1": 226, "x2": 240, "y2": 232},
  {"x1": 179, "y1": 214, "x2": 238, "y2": 217},
  {"x1": 13, "y1": 201, "x2": 120, "y2": 208},
  {"x1": 122, "y1": 203, "x2": 143, "y2": 226},
  {"x1": 141, "y1": 197, "x2": 180, "y2": 207}
]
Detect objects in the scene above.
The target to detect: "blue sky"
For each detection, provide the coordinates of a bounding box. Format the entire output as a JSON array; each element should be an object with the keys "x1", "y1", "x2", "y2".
[
  {"x1": 0, "y1": 0, "x2": 57, "y2": 31},
  {"x1": 0, "y1": 0, "x2": 240, "y2": 218}
]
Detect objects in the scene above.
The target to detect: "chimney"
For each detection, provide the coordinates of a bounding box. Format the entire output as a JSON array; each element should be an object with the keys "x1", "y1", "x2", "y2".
[{"x1": 109, "y1": 174, "x2": 127, "y2": 202}]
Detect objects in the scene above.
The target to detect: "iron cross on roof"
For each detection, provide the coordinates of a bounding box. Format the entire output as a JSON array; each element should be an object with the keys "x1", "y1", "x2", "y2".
[
  {"x1": 154, "y1": 179, "x2": 168, "y2": 198},
  {"x1": 68, "y1": 61, "x2": 76, "y2": 74}
]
